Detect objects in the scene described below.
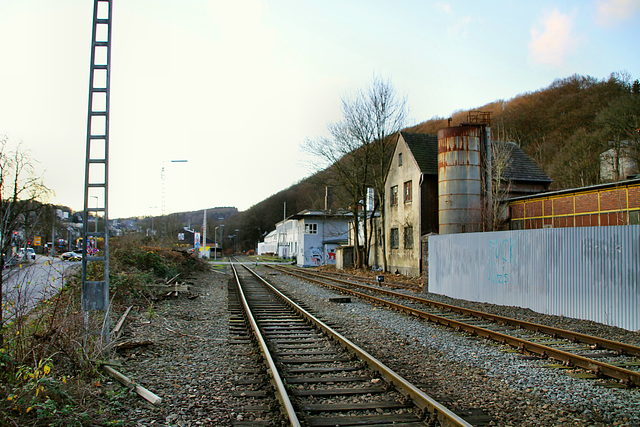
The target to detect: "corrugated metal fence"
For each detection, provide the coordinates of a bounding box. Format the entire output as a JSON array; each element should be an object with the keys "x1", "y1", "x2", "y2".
[{"x1": 428, "y1": 225, "x2": 639, "y2": 331}]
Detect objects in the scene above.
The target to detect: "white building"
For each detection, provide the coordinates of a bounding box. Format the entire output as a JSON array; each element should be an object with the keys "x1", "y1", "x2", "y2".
[
  {"x1": 600, "y1": 143, "x2": 639, "y2": 182},
  {"x1": 257, "y1": 209, "x2": 351, "y2": 267},
  {"x1": 257, "y1": 230, "x2": 278, "y2": 255}
]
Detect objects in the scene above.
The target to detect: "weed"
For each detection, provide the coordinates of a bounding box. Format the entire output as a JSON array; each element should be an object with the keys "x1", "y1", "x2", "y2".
[
  {"x1": 0, "y1": 233, "x2": 206, "y2": 425},
  {"x1": 145, "y1": 303, "x2": 157, "y2": 320}
]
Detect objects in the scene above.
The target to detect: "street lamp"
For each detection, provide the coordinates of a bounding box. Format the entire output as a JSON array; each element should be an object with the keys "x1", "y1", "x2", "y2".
[
  {"x1": 161, "y1": 159, "x2": 188, "y2": 216},
  {"x1": 214, "y1": 226, "x2": 219, "y2": 260},
  {"x1": 148, "y1": 206, "x2": 158, "y2": 237},
  {"x1": 214, "y1": 224, "x2": 224, "y2": 260}
]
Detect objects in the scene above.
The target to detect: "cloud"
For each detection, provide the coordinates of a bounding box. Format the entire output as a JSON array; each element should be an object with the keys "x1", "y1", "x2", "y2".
[
  {"x1": 448, "y1": 15, "x2": 473, "y2": 38},
  {"x1": 433, "y1": 3, "x2": 473, "y2": 38},
  {"x1": 435, "y1": 2, "x2": 452, "y2": 14},
  {"x1": 596, "y1": 0, "x2": 640, "y2": 26},
  {"x1": 529, "y1": 9, "x2": 577, "y2": 67}
]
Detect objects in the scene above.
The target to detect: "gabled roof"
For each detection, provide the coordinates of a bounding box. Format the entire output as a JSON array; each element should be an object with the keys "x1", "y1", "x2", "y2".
[
  {"x1": 400, "y1": 132, "x2": 438, "y2": 175},
  {"x1": 495, "y1": 142, "x2": 552, "y2": 183},
  {"x1": 287, "y1": 209, "x2": 353, "y2": 220},
  {"x1": 400, "y1": 132, "x2": 552, "y2": 183}
]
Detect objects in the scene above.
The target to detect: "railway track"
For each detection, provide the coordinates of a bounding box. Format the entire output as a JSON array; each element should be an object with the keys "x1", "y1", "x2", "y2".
[
  {"x1": 269, "y1": 265, "x2": 640, "y2": 388},
  {"x1": 230, "y1": 262, "x2": 472, "y2": 426},
  {"x1": 311, "y1": 268, "x2": 422, "y2": 291}
]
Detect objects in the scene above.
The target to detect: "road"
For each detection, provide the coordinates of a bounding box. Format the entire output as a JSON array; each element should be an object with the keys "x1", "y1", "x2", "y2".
[{"x1": 2, "y1": 255, "x2": 80, "y2": 322}]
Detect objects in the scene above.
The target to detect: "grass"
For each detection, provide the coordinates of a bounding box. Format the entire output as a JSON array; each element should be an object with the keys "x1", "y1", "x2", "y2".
[{"x1": 0, "y1": 234, "x2": 208, "y2": 426}]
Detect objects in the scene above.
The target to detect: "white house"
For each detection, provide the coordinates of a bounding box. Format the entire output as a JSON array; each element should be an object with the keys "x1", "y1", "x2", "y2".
[
  {"x1": 257, "y1": 230, "x2": 278, "y2": 255},
  {"x1": 257, "y1": 209, "x2": 351, "y2": 267},
  {"x1": 600, "y1": 143, "x2": 639, "y2": 182}
]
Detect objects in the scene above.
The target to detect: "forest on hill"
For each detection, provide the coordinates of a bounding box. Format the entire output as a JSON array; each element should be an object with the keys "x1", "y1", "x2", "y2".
[
  {"x1": 226, "y1": 72, "x2": 640, "y2": 251},
  {"x1": 407, "y1": 72, "x2": 640, "y2": 189}
]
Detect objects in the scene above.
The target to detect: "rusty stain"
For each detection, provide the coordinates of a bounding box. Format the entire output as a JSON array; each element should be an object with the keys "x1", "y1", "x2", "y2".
[{"x1": 438, "y1": 125, "x2": 486, "y2": 234}]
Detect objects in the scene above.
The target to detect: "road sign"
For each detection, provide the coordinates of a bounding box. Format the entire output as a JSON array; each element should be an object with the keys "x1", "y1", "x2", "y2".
[{"x1": 34, "y1": 236, "x2": 41, "y2": 246}]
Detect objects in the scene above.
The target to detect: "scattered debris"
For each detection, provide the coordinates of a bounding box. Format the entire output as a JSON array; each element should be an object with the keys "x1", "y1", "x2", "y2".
[
  {"x1": 115, "y1": 340, "x2": 154, "y2": 351},
  {"x1": 112, "y1": 305, "x2": 133, "y2": 339},
  {"x1": 165, "y1": 326, "x2": 205, "y2": 341},
  {"x1": 102, "y1": 365, "x2": 162, "y2": 405}
]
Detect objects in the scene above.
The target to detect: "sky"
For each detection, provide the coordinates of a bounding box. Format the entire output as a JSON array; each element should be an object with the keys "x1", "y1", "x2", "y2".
[{"x1": 0, "y1": 0, "x2": 639, "y2": 219}]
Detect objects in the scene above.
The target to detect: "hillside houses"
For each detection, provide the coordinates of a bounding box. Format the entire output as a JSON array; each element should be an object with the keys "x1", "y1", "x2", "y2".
[{"x1": 257, "y1": 128, "x2": 552, "y2": 273}]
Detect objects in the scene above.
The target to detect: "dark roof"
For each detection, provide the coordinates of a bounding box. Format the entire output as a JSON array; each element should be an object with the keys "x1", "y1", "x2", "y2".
[
  {"x1": 288, "y1": 209, "x2": 352, "y2": 220},
  {"x1": 495, "y1": 142, "x2": 552, "y2": 183},
  {"x1": 401, "y1": 132, "x2": 552, "y2": 183},
  {"x1": 181, "y1": 228, "x2": 215, "y2": 245},
  {"x1": 400, "y1": 132, "x2": 438, "y2": 174}
]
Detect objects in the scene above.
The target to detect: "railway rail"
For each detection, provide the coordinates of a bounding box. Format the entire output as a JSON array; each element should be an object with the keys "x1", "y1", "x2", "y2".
[
  {"x1": 269, "y1": 265, "x2": 640, "y2": 387},
  {"x1": 311, "y1": 268, "x2": 422, "y2": 291},
  {"x1": 230, "y1": 261, "x2": 472, "y2": 426}
]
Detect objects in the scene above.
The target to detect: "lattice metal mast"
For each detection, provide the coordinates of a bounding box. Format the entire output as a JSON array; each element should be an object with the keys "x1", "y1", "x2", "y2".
[{"x1": 81, "y1": 0, "x2": 112, "y2": 341}]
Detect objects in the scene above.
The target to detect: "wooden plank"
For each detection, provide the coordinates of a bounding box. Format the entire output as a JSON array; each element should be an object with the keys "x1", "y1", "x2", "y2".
[
  {"x1": 298, "y1": 400, "x2": 411, "y2": 412},
  {"x1": 112, "y1": 305, "x2": 133, "y2": 339},
  {"x1": 279, "y1": 357, "x2": 352, "y2": 364},
  {"x1": 102, "y1": 365, "x2": 162, "y2": 405},
  {"x1": 232, "y1": 390, "x2": 267, "y2": 397},
  {"x1": 307, "y1": 413, "x2": 424, "y2": 426},
  {"x1": 291, "y1": 386, "x2": 387, "y2": 396},
  {"x1": 115, "y1": 340, "x2": 153, "y2": 350},
  {"x1": 286, "y1": 376, "x2": 372, "y2": 384},
  {"x1": 275, "y1": 350, "x2": 340, "y2": 356},
  {"x1": 166, "y1": 273, "x2": 181, "y2": 284},
  {"x1": 146, "y1": 284, "x2": 189, "y2": 292},
  {"x1": 285, "y1": 366, "x2": 360, "y2": 374}
]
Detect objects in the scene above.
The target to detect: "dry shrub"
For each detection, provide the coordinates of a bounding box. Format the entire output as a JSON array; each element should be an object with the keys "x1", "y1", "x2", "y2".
[{"x1": 0, "y1": 233, "x2": 210, "y2": 425}]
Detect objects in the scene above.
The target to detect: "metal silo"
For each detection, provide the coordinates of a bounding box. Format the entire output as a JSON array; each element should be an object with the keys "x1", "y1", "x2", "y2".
[{"x1": 437, "y1": 125, "x2": 489, "y2": 234}]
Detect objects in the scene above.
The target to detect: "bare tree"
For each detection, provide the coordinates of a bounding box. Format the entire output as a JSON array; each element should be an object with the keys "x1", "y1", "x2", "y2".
[
  {"x1": 486, "y1": 141, "x2": 514, "y2": 230},
  {"x1": 0, "y1": 136, "x2": 51, "y2": 346},
  {"x1": 597, "y1": 94, "x2": 640, "y2": 180},
  {"x1": 365, "y1": 77, "x2": 407, "y2": 271},
  {"x1": 304, "y1": 75, "x2": 407, "y2": 269},
  {"x1": 305, "y1": 124, "x2": 371, "y2": 268}
]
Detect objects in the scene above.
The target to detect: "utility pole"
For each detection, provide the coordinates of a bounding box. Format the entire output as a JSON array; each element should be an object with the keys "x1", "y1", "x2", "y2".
[
  {"x1": 202, "y1": 208, "x2": 207, "y2": 258},
  {"x1": 81, "y1": 0, "x2": 113, "y2": 343}
]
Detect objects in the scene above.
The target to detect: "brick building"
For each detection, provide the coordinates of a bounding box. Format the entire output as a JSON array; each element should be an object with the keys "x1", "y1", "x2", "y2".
[{"x1": 509, "y1": 178, "x2": 640, "y2": 229}]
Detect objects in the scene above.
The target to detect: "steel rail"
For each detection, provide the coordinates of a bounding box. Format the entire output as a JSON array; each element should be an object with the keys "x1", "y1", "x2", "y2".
[
  {"x1": 272, "y1": 266, "x2": 640, "y2": 386},
  {"x1": 231, "y1": 264, "x2": 301, "y2": 426},
  {"x1": 244, "y1": 263, "x2": 472, "y2": 427},
  {"x1": 282, "y1": 266, "x2": 640, "y2": 358}
]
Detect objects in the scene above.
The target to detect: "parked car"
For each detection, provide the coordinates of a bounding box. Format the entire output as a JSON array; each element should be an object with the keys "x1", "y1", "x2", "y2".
[
  {"x1": 18, "y1": 248, "x2": 36, "y2": 260},
  {"x1": 61, "y1": 251, "x2": 82, "y2": 261}
]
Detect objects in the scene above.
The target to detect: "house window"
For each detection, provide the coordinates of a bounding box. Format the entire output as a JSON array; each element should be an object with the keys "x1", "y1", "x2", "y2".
[
  {"x1": 390, "y1": 228, "x2": 399, "y2": 249},
  {"x1": 398, "y1": 152, "x2": 403, "y2": 166},
  {"x1": 390, "y1": 186, "x2": 398, "y2": 206},
  {"x1": 305, "y1": 223, "x2": 318, "y2": 234},
  {"x1": 404, "y1": 226, "x2": 413, "y2": 249},
  {"x1": 403, "y1": 180, "x2": 412, "y2": 203}
]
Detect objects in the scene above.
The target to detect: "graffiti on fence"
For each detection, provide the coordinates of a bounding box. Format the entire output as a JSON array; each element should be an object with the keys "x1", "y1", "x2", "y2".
[{"x1": 487, "y1": 236, "x2": 517, "y2": 285}]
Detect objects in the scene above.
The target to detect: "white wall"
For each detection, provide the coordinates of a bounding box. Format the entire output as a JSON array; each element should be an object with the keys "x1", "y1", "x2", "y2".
[{"x1": 428, "y1": 226, "x2": 640, "y2": 331}]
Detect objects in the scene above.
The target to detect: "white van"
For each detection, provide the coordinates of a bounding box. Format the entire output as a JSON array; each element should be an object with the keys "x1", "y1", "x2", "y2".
[{"x1": 18, "y1": 248, "x2": 36, "y2": 260}]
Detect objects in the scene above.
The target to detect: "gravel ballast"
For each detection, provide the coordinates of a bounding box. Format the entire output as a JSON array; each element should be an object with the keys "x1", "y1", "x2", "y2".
[{"x1": 109, "y1": 265, "x2": 639, "y2": 426}]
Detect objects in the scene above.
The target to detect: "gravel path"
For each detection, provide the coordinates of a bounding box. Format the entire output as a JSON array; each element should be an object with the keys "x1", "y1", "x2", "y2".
[{"x1": 106, "y1": 265, "x2": 640, "y2": 426}]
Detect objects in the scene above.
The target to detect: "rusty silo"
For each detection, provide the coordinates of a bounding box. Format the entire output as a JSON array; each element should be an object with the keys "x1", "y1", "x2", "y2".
[{"x1": 437, "y1": 124, "x2": 491, "y2": 234}]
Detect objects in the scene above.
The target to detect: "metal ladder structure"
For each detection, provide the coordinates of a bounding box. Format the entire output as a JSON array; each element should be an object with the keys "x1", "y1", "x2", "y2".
[{"x1": 81, "y1": 0, "x2": 112, "y2": 341}]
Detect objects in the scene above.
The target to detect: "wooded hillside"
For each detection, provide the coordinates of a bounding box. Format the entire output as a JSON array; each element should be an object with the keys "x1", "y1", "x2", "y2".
[
  {"x1": 407, "y1": 72, "x2": 640, "y2": 189},
  {"x1": 230, "y1": 72, "x2": 640, "y2": 250}
]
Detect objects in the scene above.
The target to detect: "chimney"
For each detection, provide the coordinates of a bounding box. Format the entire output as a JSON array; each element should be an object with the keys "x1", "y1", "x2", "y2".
[{"x1": 325, "y1": 186, "x2": 333, "y2": 212}]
